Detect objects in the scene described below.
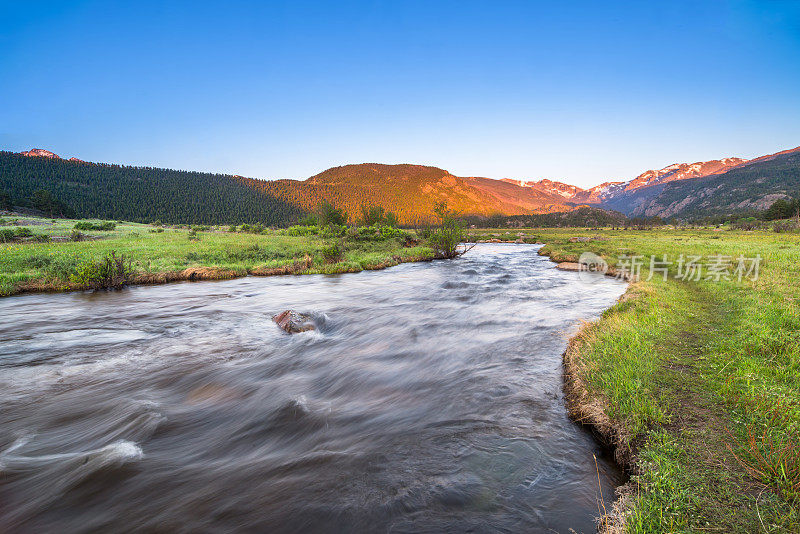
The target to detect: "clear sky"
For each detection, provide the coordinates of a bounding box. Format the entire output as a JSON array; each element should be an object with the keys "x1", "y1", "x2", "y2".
[{"x1": 1, "y1": 1, "x2": 798, "y2": 187}]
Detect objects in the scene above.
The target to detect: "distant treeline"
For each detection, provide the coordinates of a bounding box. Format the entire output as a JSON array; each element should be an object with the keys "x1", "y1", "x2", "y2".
[
  {"x1": 461, "y1": 207, "x2": 628, "y2": 228},
  {"x1": 0, "y1": 152, "x2": 304, "y2": 225}
]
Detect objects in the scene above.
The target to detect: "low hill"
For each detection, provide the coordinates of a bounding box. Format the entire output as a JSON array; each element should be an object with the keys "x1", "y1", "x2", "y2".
[
  {"x1": 252, "y1": 163, "x2": 577, "y2": 224},
  {"x1": 0, "y1": 151, "x2": 303, "y2": 225}
]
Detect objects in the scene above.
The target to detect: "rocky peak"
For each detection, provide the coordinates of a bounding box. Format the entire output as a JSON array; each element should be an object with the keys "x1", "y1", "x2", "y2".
[
  {"x1": 20, "y1": 148, "x2": 60, "y2": 159},
  {"x1": 625, "y1": 157, "x2": 748, "y2": 191}
]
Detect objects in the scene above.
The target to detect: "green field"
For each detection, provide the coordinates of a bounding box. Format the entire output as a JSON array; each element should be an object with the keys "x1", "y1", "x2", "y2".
[
  {"x1": 469, "y1": 228, "x2": 799, "y2": 533},
  {"x1": 0, "y1": 215, "x2": 433, "y2": 296}
]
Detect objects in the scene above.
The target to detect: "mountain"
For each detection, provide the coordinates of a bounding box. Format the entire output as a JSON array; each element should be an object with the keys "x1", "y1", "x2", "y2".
[
  {"x1": 253, "y1": 164, "x2": 577, "y2": 224},
  {"x1": 20, "y1": 148, "x2": 84, "y2": 163},
  {"x1": 626, "y1": 158, "x2": 747, "y2": 189},
  {"x1": 5, "y1": 144, "x2": 799, "y2": 224},
  {"x1": 0, "y1": 151, "x2": 303, "y2": 224},
  {"x1": 500, "y1": 178, "x2": 585, "y2": 199},
  {"x1": 490, "y1": 149, "x2": 797, "y2": 220},
  {"x1": 631, "y1": 147, "x2": 800, "y2": 219},
  {"x1": 562, "y1": 157, "x2": 749, "y2": 215},
  {"x1": 20, "y1": 148, "x2": 61, "y2": 159},
  {"x1": 1, "y1": 154, "x2": 580, "y2": 225}
]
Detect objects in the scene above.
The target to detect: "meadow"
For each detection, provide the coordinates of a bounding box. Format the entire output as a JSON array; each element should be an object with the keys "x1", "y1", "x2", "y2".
[
  {"x1": 0, "y1": 215, "x2": 433, "y2": 296},
  {"x1": 468, "y1": 227, "x2": 800, "y2": 533}
]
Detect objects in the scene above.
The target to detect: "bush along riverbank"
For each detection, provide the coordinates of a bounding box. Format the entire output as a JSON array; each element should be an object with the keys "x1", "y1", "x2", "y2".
[{"x1": 536, "y1": 228, "x2": 800, "y2": 533}]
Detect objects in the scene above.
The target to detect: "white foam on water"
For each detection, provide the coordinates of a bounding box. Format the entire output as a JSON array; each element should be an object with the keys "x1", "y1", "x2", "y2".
[{"x1": 0, "y1": 439, "x2": 143, "y2": 473}]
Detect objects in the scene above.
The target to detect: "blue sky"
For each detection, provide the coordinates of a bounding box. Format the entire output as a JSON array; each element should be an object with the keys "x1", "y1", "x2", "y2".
[{"x1": 1, "y1": 1, "x2": 798, "y2": 187}]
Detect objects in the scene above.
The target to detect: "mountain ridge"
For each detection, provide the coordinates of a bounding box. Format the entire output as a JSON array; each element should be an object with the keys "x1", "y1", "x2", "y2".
[{"x1": 9, "y1": 144, "x2": 800, "y2": 222}]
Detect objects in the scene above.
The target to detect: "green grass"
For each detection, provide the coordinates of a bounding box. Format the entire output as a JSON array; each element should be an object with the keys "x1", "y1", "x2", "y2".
[
  {"x1": 516, "y1": 227, "x2": 800, "y2": 532},
  {"x1": 0, "y1": 215, "x2": 433, "y2": 295}
]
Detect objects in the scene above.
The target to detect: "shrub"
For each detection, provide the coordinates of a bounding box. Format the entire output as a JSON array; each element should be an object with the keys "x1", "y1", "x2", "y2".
[
  {"x1": 317, "y1": 224, "x2": 347, "y2": 238},
  {"x1": 415, "y1": 224, "x2": 433, "y2": 239},
  {"x1": 0, "y1": 227, "x2": 33, "y2": 243},
  {"x1": 731, "y1": 218, "x2": 763, "y2": 231},
  {"x1": 70, "y1": 252, "x2": 132, "y2": 289},
  {"x1": 287, "y1": 225, "x2": 318, "y2": 237},
  {"x1": 401, "y1": 234, "x2": 419, "y2": 247},
  {"x1": 358, "y1": 205, "x2": 400, "y2": 227},
  {"x1": 428, "y1": 202, "x2": 467, "y2": 258},
  {"x1": 70, "y1": 229, "x2": 85, "y2": 241},
  {"x1": 32, "y1": 234, "x2": 51, "y2": 243},
  {"x1": 298, "y1": 214, "x2": 318, "y2": 226},
  {"x1": 377, "y1": 225, "x2": 407, "y2": 239},
  {"x1": 322, "y1": 243, "x2": 344, "y2": 264},
  {"x1": 0, "y1": 228, "x2": 16, "y2": 242},
  {"x1": 187, "y1": 229, "x2": 200, "y2": 241},
  {"x1": 239, "y1": 223, "x2": 266, "y2": 234},
  {"x1": 773, "y1": 221, "x2": 800, "y2": 233},
  {"x1": 74, "y1": 221, "x2": 116, "y2": 231},
  {"x1": 316, "y1": 202, "x2": 347, "y2": 227}
]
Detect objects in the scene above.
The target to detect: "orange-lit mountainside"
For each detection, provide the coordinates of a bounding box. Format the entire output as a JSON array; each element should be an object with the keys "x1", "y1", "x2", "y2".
[
  {"x1": 2, "y1": 145, "x2": 799, "y2": 224},
  {"x1": 252, "y1": 164, "x2": 576, "y2": 224}
]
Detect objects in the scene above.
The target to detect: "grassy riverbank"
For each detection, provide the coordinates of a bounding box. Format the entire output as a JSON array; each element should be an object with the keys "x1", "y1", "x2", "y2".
[
  {"x1": 0, "y1": 215, "x2": 433, "y2": 296},
  {"x1": 492, "y1": 228, "x2": 798, "y2": 533}
]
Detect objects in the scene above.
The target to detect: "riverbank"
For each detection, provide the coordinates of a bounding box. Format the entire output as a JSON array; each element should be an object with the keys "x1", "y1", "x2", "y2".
[
  {"x1": 0, "y1": 215, "x2": 434, "y2": 296},
  {"x1": 528, "y1": 228, "x2": 800, "y2": 533}
]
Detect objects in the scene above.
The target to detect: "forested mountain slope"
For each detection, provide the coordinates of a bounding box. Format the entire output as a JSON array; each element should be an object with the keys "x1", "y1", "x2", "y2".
[{"x1": 0, "y1": 151, "x2": 303, "y2": 225}]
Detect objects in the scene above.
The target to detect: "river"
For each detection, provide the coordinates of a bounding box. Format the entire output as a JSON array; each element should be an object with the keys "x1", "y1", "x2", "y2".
[{"x1": 0, "y1": 243, "x2": 627, "y2": 533}]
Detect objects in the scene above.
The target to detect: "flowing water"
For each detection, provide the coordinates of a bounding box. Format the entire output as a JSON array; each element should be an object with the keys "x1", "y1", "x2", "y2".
[{"x1": 0, "y1": 244, "x2": 627, "y2": 533}]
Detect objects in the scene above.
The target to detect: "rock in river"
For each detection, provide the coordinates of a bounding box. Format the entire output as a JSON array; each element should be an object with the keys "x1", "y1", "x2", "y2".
[{"x1": 272, "y1": 310, "x2": 316, "y2": 333}]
